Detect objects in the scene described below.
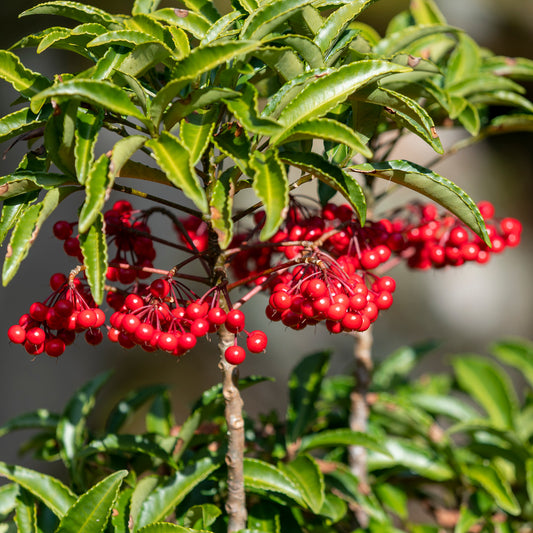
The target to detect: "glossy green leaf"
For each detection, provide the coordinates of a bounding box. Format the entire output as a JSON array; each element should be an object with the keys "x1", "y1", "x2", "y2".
[
  {"x1": 78, "y1": 155, "x2": 110, "y2": 233},
  {"x1": 265, "y1": 34, "x2": 324, "y2": 69},
  {"x1": 74, "y1": 108, "x2": 103, "y2": 185},
  {"x1": 0, "y1": 462, "x2": 76, "y2": 518},
  {"x1": 250, "y1": 149, "x2": 288, "y2": 241},
  {"x1": 454, "y1": 505, "x2": 481, "y2": 533},
  {"x1": 31, "y1": 80, "x2": 146, "y2": 123},
  {"x1": 212, "y1": 122, "x2": 251, "y2": 174},
  {"x1": 14, "y1": 487, "x2": 37, "y2": 533},
  {"x1": 319, "y1": 492, "x2": 347, "y2": 522},
  {"x1": 254, "y1": 46, "x2": 305, "y2": 81},
  {"x1": 491, "y1": 338, "x2": 533, "y2": 388},
  {"x1": 134, "y1": 454, "x2": 223, "y2": 530},
  {"x1": 117, "y1": 160, "x2": 168, "y2": 185},
  {"x1": 20, "y1": 1, "x2": 118, "y2": 27},
  {"x1": 463, "y1": 463, "x2": 520, "y2": 515},
  {"x1": 299, "y1": 428, "x2": 385, "y2": 454},
  {"x1": 277, "y1": 118, "x2": 372, "y2": 158},
  {"x1": 469, "y1": 90, "x2": 533, "y2": 113},
  {"x1": 57, "y1": 371, "x2": 112, "y2": 475},
  {"x1": 87, "y1": 31, "x2": 170, "y2": 53},
  {"x1": 352, "y1": 85, "x2": 443, "y2": 153},
  {"x1": 375, "y1": 483, "x2": 407, "y2": 520},
  {"x1": 281, "y1": 152, "x2": 366, "y2": 224},
  {"x1": 79, "y1": 212, "x2": 108, "y2": 305},
  {"x1": 456, "y1": 100, "x2": 480, "y2": 136},
  {"x1": 146, "y1": 132, "x2": 208, "y2": 213},
  {"x1": 243, "y1": 458, "x2": 306, "y2": 507},
  {"x1": 447, "y1": 74, "x2": 525, "y2": 98},
  {"x1": 409, "y1": 394, "x2": 478, "y2": 422},
  {"x1": 36, "y1": 28, "x2": 97, "y2": 58},
  {"x1": 241, "y1": 0, "x2": 314, "y2": 40},
  {"x1": 180, "y1": 110, "x2": 216, "y2": 165},
  {"x1": 146, "y1": 390, "x2": 175, "y2": 436},
  {"x1": 286, "y1": 350, "x2": 330, "y2": 445},
  {"x1": 109, "y1": 135, "x2": 147, "y2": 178},
  {"x1": 0, "y1": 409, "x2": 59, "y2": 438},
  {"x1": 0, "y1": 105, "x2": 51, "y2": 144},
  {"x1": 446, "y1": 33, "x2": 480, "y2": 86},
  {"x1": 150, "y1": 8, "x2": 211, "y2": 39},
  {"x1": 116, "y1": 42, "x2": 171, "y2": 78},
  {"x1": 111, "y1": 487, "x2": 132, "y2": 533},
  {"x1": 280, "y1": 455, "x2": 324, "y2": 513},
  {"x1": 526, "y1": 458, "x2": 533, "y2": 504},
  {"x1": 183, "y1": 504, "x2": 221, "y2": 529},
  {"x1": 0, "y1": 51, "x2": 51, "y2": 98},
  {"x1": 0, "y1": 484, "x2": 19, "y2": 519},
  {"x1": 368, "y1": 438, "x2": 454, "y2": 481},
  {"x1": 133, "y1": 0, "x2": 163, "y2": 15},
  {"x1": 181, "y1": 0, "x2": 220, "y2": 23},
  {"x1": 409, "y1": 0, "x2": 446, "y2": 25},
  {"x1": 2, "y1": 186, "x2": 77, "y2": 285},
  {"x1": 276, "y1": 61, "x2": 409, "y2": 136},
  {"x1": 209, "y1": 167, "x2": 235, "y2": 249},
  {"x1": 481, "y1": 55, "x2": 533, "y2": 80},
  {"x1": 44, "y1": 99, "x2": 77, "y2": 175},
  {"x1": 452, "y1": 355, "x2": 517, "y2": 429},
  {"x1": 352, "y1": 160, "x2": 490, "y2": 245},
  {"x1": 8, "y1": 26, "x2": 68, "y2": 50},
  {"x1": 130, "y1": 476, "x2": 159, "y2": 528},
  {"x1": 55, "y1": 470, "x2": 127, "y2": 533},
  {"x1": 201, "y1": 11, "x2": 244, "y2": 45},
  {"x1": 0, "y1": 193, "x2": 39, "y2": 245},
  {"x1": 315, "y1": 1, "x2": 375, "y2": 53},
  {"x1": 137, "y1": 524, "x2": 208, "y2": 533}
]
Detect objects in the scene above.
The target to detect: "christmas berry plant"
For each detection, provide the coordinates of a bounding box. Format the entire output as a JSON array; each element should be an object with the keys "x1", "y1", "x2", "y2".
[{"x1": 0, "y1": 0, "x2": 531, "y2": 531}]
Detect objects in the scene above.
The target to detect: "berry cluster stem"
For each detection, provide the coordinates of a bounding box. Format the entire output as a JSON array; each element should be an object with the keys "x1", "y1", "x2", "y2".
[{"x1": 349, "y1": 326, "x2": 374, "y2": 528}]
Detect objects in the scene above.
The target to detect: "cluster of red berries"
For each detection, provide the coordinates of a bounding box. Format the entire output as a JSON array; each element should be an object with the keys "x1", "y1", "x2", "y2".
[
  {"x1": 265, "y1": 252, "x2": 395, "y2": 333},
  {"x1": 106, "y1": 277, "x2": 267, "y2": 364},
  {"x1": 7, "y1": 272, "x2": 105, "y2": 357},
  {"x1": 385, "y1": 201, "x2": 522, "y2": 269}
]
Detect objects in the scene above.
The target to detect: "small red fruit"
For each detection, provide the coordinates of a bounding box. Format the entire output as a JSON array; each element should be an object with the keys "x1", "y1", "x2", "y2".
[{"x1": 225, "y1": 345, "x2": 246, "y2": 365}]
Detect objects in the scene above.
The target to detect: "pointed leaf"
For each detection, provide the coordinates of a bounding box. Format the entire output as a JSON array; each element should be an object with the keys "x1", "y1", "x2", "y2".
[
  {"x1": 87, "y1": 32, "x2": 171, "y2": 55},
  {"x1": 111, "y1": 487, "x2": 132, "y2": 533},
  {"x1": 491, "y1": 338, "x2": 533, "y2": 389},
  {"x1": 209, "y1": 167, "x2": 235, "y2": 249},
  {"x1": 0, "y1": 192, "x2": 39, "y2": 246},
  {"x1": 78, "y1": 155, "x2": 110, "y2": 233},
  {"x1": 133, "y1": 0, "x2": 163, "y2": 15},
  {"x1": 135, "y1": 454, "x2": 223, "y2": 530},
  {"x1": 180, "y1": 0, "x2": 220, "y2": 23},
  {"x1": 299, "y1": 428, "x2": 385, "y2": 454},
  {"x1": 462, "y1": 463, "x2": 520, "y2": 515},
  {"x1": 0, "y1": 484, "x2": 19, "y2": 519},
  {"x1": 452, "y1": 355, "x2": 518, "y2": 429},
  {"x1": 243, "y1": 458, "x2": 306, "y2": 507},
  {"x1": 31, "y1": 80, "x2": 146, "y2": 124},
  {"x1": 183, "y1": 504, "x2": 221, "y2": 529},
  {"x1": 456, "y1": 100, "x2": 480, "y2": 136},
  {"x1": 0, "y1": 105, "x2": 52, "y2": 144},
  {"x1": 481, "y1": 55, "x2": 533, "y2": 80},
  {"x1": 20, "y1": 1, "x2": 118, "y2": 27},
  {"x1": 469, "y1": 90, "x2": 533, "y2": 113},
  {"x1": 14, "y1": 487, "x2": 37, "y2": 533},
  {"x1": 254, "y1": 46, "x2": 305, "y2": 82},
  {"x1": 0, "y1": 462, "x2": 76, "y2": 518},
  {"x1": 105, "y1": 384, "x2": 167, "y2": 433},
  {"x1": 79, "y1": 212, "x2": 108, "y2": 305},
  {"x1": 146, "y1": 390, "x2": 175, "y2": 436},
  {"x1": 276, "y1": 118, "x2": 372, "y2": 158},
  {"x1": 150, "y1": 8, "x2": 212, "y2": 39},
  {"x1": 280, "y1": 455, "x2": 324, "y2": 513},
  {"x1": 265, "y1": 34, "x2": 324, "y2": 69},
  {"x1": 180, "y1": 110, "x2": 216, "y2": 165},
  {"x1": 117, "y1": 43, "x2": 172, "y2": 78},
  {"x1": 201, "y1": 11, "x2": 244, "y2": 45},
  {"x1": 109, "y1": 135, "x2": 147, "y2": 178},
  {"x1": 0, "y1": 51, "x2": 51, "y2": 98},
  {"x1": 281, "y1": 152, "x2": 366, "y2": 224},
  {"x1": 286, "y1": 350, "x2": 330, "y2": 445},
  {"x1": 447, "y1": 74, "x2": 525, "y2": 98},
  {"x1": 2, "y1": 186, "x2": 77, "y2": 285},
  {"x1": 0, "y1": 409, "x2": 59, "y2": 438},
  {"x1": 146, "y1": 132, "x2": 208, "y2": 213},
  {"x1": 241, "y1": 0, "x2": 315, "y2": 40},
  {"x1": 409, "y1": 0, "x2": 446, "y2": 25},
  {"x1": 74, "y1": 108, "x2": 103, "y2": 185},
  {"x1": 275, "y1": 60, "x2": 410, "y2": 136},
  {"x1": 250, "y1": 149, "x2": 289, "y2": 241},
  {"x1": 527, "y1": 458, "x2": 533, "y2": 505},
  {"x1": 137, "y1": 524, "x2": 209, "y2": 533},
  {"x1": 55, "y1": 470, "x2": 128, "y2": 533},
  {"x1": 446, "y1": 33, "x2": 481, "y2": 86},
  {"x1": 352, "y1": 159, "x2": 490, "y2": 245},
  {"x1": 212, "y1": 122, "x2": 251, "y2": 174},
  {"x1": 409, "y1": 394, "x2": 478, "y2": 422}
]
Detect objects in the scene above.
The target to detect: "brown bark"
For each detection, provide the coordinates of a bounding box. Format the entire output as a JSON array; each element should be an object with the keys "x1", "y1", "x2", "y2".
[
  {"x1": 218, "y1": 326, "x2": 247, "y2": 532},
  {"x1": 349, "y1": 326, "x2": 374, "y2": 528}
]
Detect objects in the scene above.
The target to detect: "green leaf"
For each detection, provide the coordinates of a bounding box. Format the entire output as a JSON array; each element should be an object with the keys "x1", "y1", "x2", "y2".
[
  {"x1": 212, "y1": 122, "x2": 251, "y2": 174},
  {"x1": 44, "y1": 100, "x2": 78, "y2": 175},
  {"x1": 0, "y1": 409, "x2": 59, "y2": 438},
  {"x1": 87, "y1": 31, "x2": 170, "y2": 54},
  {"x1": 367, "y1": 438, "x2": 454, "y2": 481},
  {"x1": 209, "y1": 167, "x2": 235, "y2": 249},
  {"x1": 281, "y1": 152, "x2": 366, "y2": 224},
  {"x1": 137, "y1": 524, "x2": 208, "y2": 533},
  {"x1": 279, "y1": 455, "x2": 324, "y2": 513},
  {"x1": 0, "y1": 462, "x2": 76, "y2": 518},
  {"x1": 105, "y1": 385, "x2": 168, "y2": 433},
  {"x1": 0, "y1": 50, "x2": 51, "y2": 98},
  {"x1": 2, "y1": 187, "x2": 77, "y2": 285},
  {"x1": 481, "y1": 55, "x2": 533, "y2": 80},
  {"x1": 286, "y1": 350, "x2": 330, "y2": 445},
  {"x1": 456, "y1": 100, "x2": 480, "y2": 136},
  {"x1": 133, "y1": 0, "x2": 163, "y2": 15},
  {"x1": 109, "y1": 135, "x2": 147, "y2": 178},
  {"x1": 79, "y1": 212, "x2": 108, "y2": 305},
  {"x1": 78, "y1": 155, "x2": 110, "y2": 234},
  {"x1": 526, "y1": 458, "x2": 533, "y2": 505},
  {"x1": 201, "y1": 11, "x2": 244, "y2": 45},
  {"x1": 409, "y1": 394, "x2": 478, "y2": 422},
  {"x1": 314, "y1": 1, "x2": 375, "y2": 53},
  {"x1": 352, "y1": 159, "x2": 490, "y2": 245},
  {"x1": 241, "y1": 0, "x2": 315, "y2": 40},
  {"x1": 491, "y1": 338, "x2": 533, "y2": 389},
  {"x1": 183, "y1": 504, "x2": 221, "y2": 529},
  {"x1": 55, "y1": 470, "x2": 128, "y2": 533},
  {"x1": 146, "y1": 390, "x2": 175, "y2": 436},
  {"x1": 31, "y1": 80, "x2": 146, "y2": 124},
  {"x1": 0, "y1": 105, "x2": 52, "y2": 144},
  {"x1": 111, "y1": 487, "x2": 132, "y2": 533},
  {"x1": 180, "y1": 110, "x2": 216, "y2": 165},
  {"x1": 265, "y1": 34, "x2": 324, "y2": 69},
  {"x1": 452, "y1": 355, "x2": 518, "y2": 429},
  {"x1": 409, "y1": 0, "x2": 446, "y2": 25},
  {"x1": 375, "y1": 483, "x2": 408, "y2": 520},
  {"x1": 14, "y1": 487, "x2": 37, "y2": 533},
  {"x1": 150, "y1": 8, "x2": 212, "y2": 39},
  {"x1": 146, "y1": 132, "x2": 208, "y2": 213},
  {"x1": 0, "y1": 483, "x2": 19, "y2": 519},
  {"x1": 469, "y1": 90, "x2": 533, "y2": 114},
  {"x1": 275, "y1": 60, "x2": 410, "y2": 136},
  {"x1": 445, "y1": 33, "x2": 481, "y2": 86},
  {"x1": 74, "y1": 108, "x2": 103, "y2": 185},
  {"x1": 446, "y1": 74, "x2": 525, "y2": 98},
  {"x1": 276, "y1": 117, "x2": 372, "y2": 158},
  {"x1": 181, "y1": 0, "x2": 220, "y2": 23},
  {"x1": 117, "y1": 43, "x2": 172, "y2": 78},
  {"x1": 134, "y1": 454, "x2": 223, "y2": 530},
  {"x1": 57, "y1": 371, "x2": 112, "y2": 477},
  {"x1": 319, "y1": 492, "x2": 347, "y2": 522},
  {"x1": 462, "y1": 463, "x2": 520, "y2": 515},
  {"x1": 299, "y1": 428, "x2": 385, "y2": 454},
  {"x1": 20, "y1": 1, "x2": 119, "y2": 27},
  {"x1": 243, "y1": 458, "x2": 306, "y2": 507},
  {"x1": 250, "y1": 149, "x2": 289, "y2": 241}
]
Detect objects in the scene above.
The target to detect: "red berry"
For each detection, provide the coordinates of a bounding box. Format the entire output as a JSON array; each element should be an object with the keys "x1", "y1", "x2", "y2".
[
  {"x1": 207, "y1": 307, "x2": 226, "y2": 325},
  {"x1": 125, "y1": 294, "x2": 144, "y2": 311},
  {"x1": 269, "y1": 291, "x2": 292, "y2": 311},
  {"x1": 85, "y1": 329, "x2": 103, "y2": 346},
  {"x1": 477, "y1": 201, "x2": 495, "y2": 219},
  {"x1": 225, "y1": 345, "x2": 246, "y2": 365},
  {"x1": 341, "y1": 312, "x2": 362, "y2": 331},
  {"x1": 54, "y1": 299, "x2": 74, "y2": 318},
  {"x1": 25, "y1": 340, "x2": 44, "y2": 355},
  {"x1": 185, "y1": 302, "x2": 207, "y2": 320},
  {"x1": 327, "y1": 303, "x2": 347, "y2": 321},
  {"x1": 50, "y1": 273, "x2": 67, "y2": 291},
  {"x1": 449, "y1": 227, "x2": 469, "y2": 246},
  {"x1": 26, "y1": 327, "x2": 46, "y2": 345},
  {"x1": 304, "y1": 279, "x2": 327, "y2": 299},
  {"x1": 77, "y1": 309, "x2": 97, "y2": 329},
  {"x1": 134, "y1": 323, "x2": 154, "y2": 343},
  {"x1": 225, "y1": 309, "x2": 245, "y2": 333},
  {"x1": 93, "y1": 308, "x2": 106, "y2": 327},
  {"x1": 30, "y1": 302, "x2": 49, "y2": 322},
  {"x1": 118, "y1": 268, "x2": 137, "y2": 285},
  {"x1": 150, "y1": 278, "x2": 170, "y2": 298},
  {"x1": 121, "y1": 314, "x2": 141, "y2": 334},
  {"x1": 190, "y1": 318, "x2": 209, "y2": 337},
  {"x1": 8, "y1": 325, "x2": 26, "y2": 344},
  {"x1": 45, "y1": 338, "x2": 65, "y2": 357},
  {"x1": 178, "y1": 333, "x2": 197, "y2": 351},
  {"x1": 360, "y1": 250, "x2": 380, "y2": 270},
  {"x1": 246, "y1": 331, "x2": 268, "y2": 353},
  {"x1": 63, "y1": 237, "x2": 81, "y2": 257},
  {"x1": 376, "y1": 291, "x2": 393, "y2": 310},
  {"x1": 53, "y1": 221, "x2": 73, "y2": 240}
]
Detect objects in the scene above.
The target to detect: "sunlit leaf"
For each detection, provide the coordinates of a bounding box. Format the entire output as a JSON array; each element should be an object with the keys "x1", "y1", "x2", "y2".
[
  {"x1": 20, "y1": 1, "x2": 119, "y2": 27},
  {"x1": 0, "y1": 50, "x2": 51, "y2": 98}
]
